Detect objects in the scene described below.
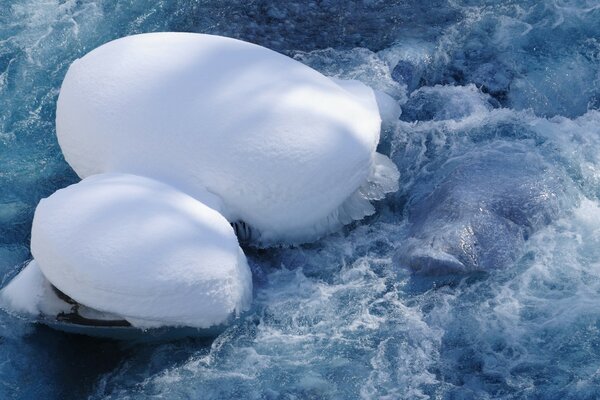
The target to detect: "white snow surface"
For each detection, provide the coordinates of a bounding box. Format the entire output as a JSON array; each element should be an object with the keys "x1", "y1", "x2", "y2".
[
  {"x1": 30, "y1": 173, "x2": 253, "y2": 329},
  {"x1": 56, "y1": 32, "x2": 398, "y2": 245},
  {"x1": 0, "y1": 260, "x2": 70, "y2": 317}
]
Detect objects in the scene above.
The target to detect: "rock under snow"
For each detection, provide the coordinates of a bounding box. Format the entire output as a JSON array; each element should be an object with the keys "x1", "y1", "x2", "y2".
[
  {"x1": 56, "y1": 32, "x2": 399, "y2": 245},
  {"x1": 30, "y1": 173, "x2": 253, "y2": 329}
]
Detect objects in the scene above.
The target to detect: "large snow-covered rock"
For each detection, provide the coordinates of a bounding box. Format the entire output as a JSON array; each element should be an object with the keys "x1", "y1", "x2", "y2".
[
  {"x1": 56, "y1": 32, "x2": 399, "y2": 245},
  {"x1": 30, "y1": 173, "x2": 252, "y2": 329}
]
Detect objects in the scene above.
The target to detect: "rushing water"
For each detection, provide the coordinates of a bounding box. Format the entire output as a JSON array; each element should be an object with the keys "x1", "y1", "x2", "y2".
[{"x1": 2, "y1": 1, "x2": 600, "y2": 398}]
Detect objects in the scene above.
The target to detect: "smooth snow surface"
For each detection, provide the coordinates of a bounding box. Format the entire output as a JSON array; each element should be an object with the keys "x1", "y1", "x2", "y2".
[
  {"x1": 30, "y1": 174, "x2": 252, "y2": 329},
  {"x1": 56, "y1": 32, "x2": 397, "y2": 245}
]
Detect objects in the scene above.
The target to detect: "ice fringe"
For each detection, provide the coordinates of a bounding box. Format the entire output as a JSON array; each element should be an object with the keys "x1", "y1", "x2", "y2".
[{"x1": 234, "y1": 152, "x2": 399, "y2": 246}]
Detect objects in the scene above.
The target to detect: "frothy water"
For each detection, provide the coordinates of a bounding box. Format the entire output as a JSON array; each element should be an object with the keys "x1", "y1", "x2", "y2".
[{"x1": 2, "y1": 1, "x2": 600, "y2": 398}]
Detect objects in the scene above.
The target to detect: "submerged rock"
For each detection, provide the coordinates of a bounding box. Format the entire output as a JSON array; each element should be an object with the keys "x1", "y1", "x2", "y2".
[{"x1": 397, "y1": 143, "x2": 571, "y2": 274}]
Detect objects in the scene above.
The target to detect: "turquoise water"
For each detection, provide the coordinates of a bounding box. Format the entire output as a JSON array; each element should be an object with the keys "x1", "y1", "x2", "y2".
[{"x1": 2, "y1": 1, "x2": 600, "y2": 398}]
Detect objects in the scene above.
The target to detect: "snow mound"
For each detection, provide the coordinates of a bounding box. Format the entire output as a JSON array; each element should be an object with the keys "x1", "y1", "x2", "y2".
[
  {"x1": 56, "y1": 32, "x2": 398, "y2": 246},
  {"x1": 0, "y1": 260, "x2": 70, "y2": 317},
  {"x1": 30, "y1": 173, "x2": 252, "y2": 329}
]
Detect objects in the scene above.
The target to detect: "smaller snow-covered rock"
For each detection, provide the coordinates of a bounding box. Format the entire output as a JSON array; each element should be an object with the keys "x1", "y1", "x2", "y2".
[{"x1": 30, "y1": 173, "x2": 252, "y2": 329}]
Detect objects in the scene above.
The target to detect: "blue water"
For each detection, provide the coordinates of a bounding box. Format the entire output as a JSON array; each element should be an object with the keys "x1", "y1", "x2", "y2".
[{"x1": 2, "y1": 1, "x2": 600, "y2": 398}]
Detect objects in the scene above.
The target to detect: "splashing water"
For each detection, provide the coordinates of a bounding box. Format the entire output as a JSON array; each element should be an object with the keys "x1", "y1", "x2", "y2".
[{"x1": 1, "y1": 1, "x2": 600, "y2": 399}]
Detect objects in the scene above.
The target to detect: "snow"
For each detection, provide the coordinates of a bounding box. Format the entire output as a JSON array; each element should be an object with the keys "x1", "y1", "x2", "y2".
[
  {"x1": 30, "y1": 173, "x2": 252, "y2": 329},
  {"x1": 56, "y1": 32, "x2": 398, "y2": 245},
  {"x1": 0, "y1": 259, "x2": 137, "y2": 326},
  {"x1": 0, "y1": 260, "x2": 70, "y2": 317}
]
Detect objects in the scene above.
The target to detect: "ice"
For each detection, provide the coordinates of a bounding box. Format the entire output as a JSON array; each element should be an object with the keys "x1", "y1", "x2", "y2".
[
  {"x1": 29, "y1": 174, "x2": 252, "y2": 329},
  {"x1": 56, "y1": 32, "x2": 398, "y2": 246}
]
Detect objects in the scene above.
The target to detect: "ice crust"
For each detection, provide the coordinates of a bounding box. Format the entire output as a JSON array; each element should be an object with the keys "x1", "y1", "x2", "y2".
[
  {"x1": 56, "y1": 32, "x2": 398, "y2": 246},
  {"x1": 29, "y1": 174, "x2": 252, "y2": 329}
]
